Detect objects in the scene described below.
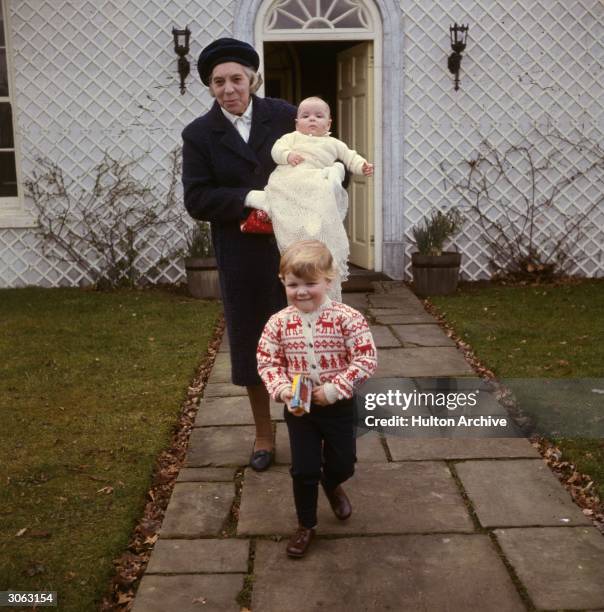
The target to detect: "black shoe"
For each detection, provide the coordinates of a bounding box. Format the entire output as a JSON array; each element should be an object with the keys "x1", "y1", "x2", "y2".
[{"x1": 250, "y1": 449, "x2": 273, "y2": 472}]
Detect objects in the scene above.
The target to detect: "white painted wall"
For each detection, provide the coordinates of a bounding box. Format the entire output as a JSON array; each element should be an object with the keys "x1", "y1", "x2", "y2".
[{"x1": 0, "y1": 0, "x2": 602, "y2": 287}]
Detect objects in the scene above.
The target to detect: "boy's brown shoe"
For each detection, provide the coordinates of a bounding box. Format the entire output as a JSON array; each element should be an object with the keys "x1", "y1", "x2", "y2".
[
  {"x1": 322, "y1": 484, "x2": 352, "y2": 520},
  {"x1": 286, "y1": 525, "x2": 315, "y2": 558}
]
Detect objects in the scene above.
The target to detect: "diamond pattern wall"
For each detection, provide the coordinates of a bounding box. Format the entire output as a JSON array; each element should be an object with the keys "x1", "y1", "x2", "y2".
[
  {"x1": 0, "y1": 0, "x2": 602, "y2": 286},
  {"x1": 1, "y1": 0, "x2": 234, "y2": 287},
  {"x1": 401, "y1": 0, "x2": 604, "y2": 279}
]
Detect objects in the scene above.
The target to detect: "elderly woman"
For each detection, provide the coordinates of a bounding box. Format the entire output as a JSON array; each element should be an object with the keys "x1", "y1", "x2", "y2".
[{"x1": 182, "y1": 38, "x2": 296, "y2": 471}]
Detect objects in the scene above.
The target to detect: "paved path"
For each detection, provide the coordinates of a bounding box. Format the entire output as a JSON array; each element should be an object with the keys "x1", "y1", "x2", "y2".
[{"x1": 133, "y1": 284, "x2": 604, "y2": 612}]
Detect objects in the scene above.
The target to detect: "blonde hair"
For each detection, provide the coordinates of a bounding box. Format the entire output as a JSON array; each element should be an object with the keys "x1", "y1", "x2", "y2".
[
  {"x1": 279, "y1": 240, "x2": 336, "y2": 281},
  {"x1": 208, "y1": 64, "x2": 263, "y2": 97},
  {"x1": 297, "y1": 96, "x2": 331, "y2": 117}
]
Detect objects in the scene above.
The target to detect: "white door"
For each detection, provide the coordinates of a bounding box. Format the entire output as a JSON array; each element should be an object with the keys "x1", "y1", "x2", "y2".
[{"x1": 337, "y1": 42, "x2": 374, "y2": 270}]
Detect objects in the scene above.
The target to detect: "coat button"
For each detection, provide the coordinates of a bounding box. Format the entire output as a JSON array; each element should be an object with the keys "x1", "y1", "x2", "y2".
[
  {"x1": 309, "y1": 343, "x2": 313, "y2": 347},
  {"x1": 311, "y1": 365, "x2": 316, "y2": 369}
]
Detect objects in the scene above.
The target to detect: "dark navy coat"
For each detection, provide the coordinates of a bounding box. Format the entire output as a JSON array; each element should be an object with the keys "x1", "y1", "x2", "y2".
[{"x1": 182, "y1": 95, "x2": 297, "y2": 386}]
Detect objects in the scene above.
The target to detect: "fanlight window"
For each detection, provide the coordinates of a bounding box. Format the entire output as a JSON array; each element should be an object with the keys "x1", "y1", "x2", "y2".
[{"x1": 265, "y1": 0, "x2": 372, "y2": 32}]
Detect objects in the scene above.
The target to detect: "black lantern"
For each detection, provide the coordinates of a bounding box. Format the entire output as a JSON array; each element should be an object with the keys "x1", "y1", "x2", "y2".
[
  {"x1": 447, "y1": 23, "x2": 469, "y2": 91},
  {"x1": 172, "y1": 27, "x2": 191, "y2": 95}
]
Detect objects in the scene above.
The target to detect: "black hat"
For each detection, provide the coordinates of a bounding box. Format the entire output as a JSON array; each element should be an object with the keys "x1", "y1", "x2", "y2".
[{"x1": 197, "y1": 37, "x2": 260, "y2": 85}]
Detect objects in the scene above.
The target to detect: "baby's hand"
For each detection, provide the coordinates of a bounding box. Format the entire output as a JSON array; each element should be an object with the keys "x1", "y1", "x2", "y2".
[
  {"x1": 311, "y1": 385, "x2": 331, "y2": 406},
  {"x1": 362, "y1": 162, "x2": 374, "y2": 177},
  {"x1": 287, "y1": 152, "x2": 305, "y2": 166}
]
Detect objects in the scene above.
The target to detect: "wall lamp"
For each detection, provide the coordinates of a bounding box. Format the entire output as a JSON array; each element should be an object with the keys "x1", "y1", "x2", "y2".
[
  {"x1": 172, "y1": 27, "x2": 191, "y2": 95},
  {"x1": 448, "y1": 23, "x2": 469, "y2": 91}
]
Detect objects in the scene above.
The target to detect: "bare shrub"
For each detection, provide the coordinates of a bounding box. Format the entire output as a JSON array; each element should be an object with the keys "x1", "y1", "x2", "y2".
[{"x1": 441, "y1": 131, "x2": 604, "y2": 281}]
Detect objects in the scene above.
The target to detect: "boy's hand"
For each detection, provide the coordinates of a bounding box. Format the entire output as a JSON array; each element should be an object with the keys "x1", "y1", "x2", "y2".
[
  {"x1": 287, "y1": 152, "x2": 305, "y2": 166},
  {"x1": 311, "y1": 385, "x2": 331, "y2": 406},
  {"x1": 281, "y1": 389, "x2": 305, "y2": 417},
  {"x1": 362, "y1": 162, "x2": 374, "y2": 177}
]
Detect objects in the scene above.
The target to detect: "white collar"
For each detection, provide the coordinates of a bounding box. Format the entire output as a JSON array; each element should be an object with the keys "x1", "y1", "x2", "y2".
[
  {"x1": 295, "y1": 129, "x2": 331, "y2": 138},
  {"x1": 221, "y1": 99, "x2": 253, "y2": 124}
]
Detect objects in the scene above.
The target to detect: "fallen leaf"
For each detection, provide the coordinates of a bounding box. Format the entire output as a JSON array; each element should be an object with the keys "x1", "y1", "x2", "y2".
[
  {"x1": 116, "y1": 591, "x2": 134, "y2": 605},
  {"x1": 15, "y1": 528, "x2": 28, "y2": 537},
  {"x1": 97, "y1": 486, "x2": 114, "y2": 495},
  {"x1": 192, "y1": 596, "x2": 207, "y2": 604}
]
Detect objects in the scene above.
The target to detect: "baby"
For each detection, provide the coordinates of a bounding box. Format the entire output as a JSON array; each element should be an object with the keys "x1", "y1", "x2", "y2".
[{"x1": 246, "y1": 96, "x2": 374, "y2": 300}]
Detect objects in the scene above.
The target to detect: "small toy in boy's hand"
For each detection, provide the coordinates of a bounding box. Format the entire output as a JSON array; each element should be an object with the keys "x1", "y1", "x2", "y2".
[{"x1": 291, "y1": 374, "x2": 312, "y2": 413}]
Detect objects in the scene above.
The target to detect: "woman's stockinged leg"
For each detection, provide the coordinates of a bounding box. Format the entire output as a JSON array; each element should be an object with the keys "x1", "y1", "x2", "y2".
[{"x1": 247, "y1": 384, "x2": 273, "y2": 452}]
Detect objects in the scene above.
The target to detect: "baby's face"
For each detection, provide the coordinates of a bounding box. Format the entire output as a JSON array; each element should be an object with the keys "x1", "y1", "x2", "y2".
[{"x1": 295, "y1": 100, "x2": 332, "y2": 136}]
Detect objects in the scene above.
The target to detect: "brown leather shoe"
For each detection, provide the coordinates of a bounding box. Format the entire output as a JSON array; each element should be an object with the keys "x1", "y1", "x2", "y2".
[
  {"x1": 322, "y1": 484, "x2": 352, "y2": 520},
  {"x1": 286, "y1": 525, "x2": 315, "y2": 558}
]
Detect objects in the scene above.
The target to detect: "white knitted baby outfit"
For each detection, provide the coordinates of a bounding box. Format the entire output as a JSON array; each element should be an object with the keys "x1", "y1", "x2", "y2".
[{"x1": 260, "y1": 131, "x2": 368, "y2": 301}]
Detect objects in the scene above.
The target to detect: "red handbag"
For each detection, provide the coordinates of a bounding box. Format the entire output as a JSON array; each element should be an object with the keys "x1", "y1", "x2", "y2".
[{"x1": 240, "y1": 209, "x2": 274, "y2": 234}]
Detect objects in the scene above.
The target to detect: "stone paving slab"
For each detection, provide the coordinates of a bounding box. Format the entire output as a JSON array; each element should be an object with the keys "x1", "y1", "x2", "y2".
[
  {"x1": 370, "y1": 325, "x2": 401, "y2": 347},
  {"x1": 355, "y1": 431, "x2": 388, "y2": 462},
  {"x1": 206, "y1": 352, "x2": 231, "y2": 383},
  {"x1": 369, "y1": 294, "x2": 427, "y2": 309},
  {"x1": 392, "y1": 324, "x2": 455, "y2": 347},
  {"x1": 494, "y1": 526, "x2": 604, "y2": 610},
  {"x1": 274, "y1": 422, "x2": 290, "y2": 464},
  {"x1": 160, "y1": 482, "x2": 234, "y2": 537},
  {"x1": 252, "y1": 535, "x2": 525, "y2": 612},
  {"x1": 368, "y1": 306, "x2": 427, "y2": 317},
  {"x1": 176, "y1": 467, "x2": 237, "y2": 482},
  {"x1": 274, "y1": 423, "x2": 387, "y2": 464},
  {"x1": 204, "y1": 382, "x2": 247, "y2": 397},
  {"x1": 146, "y1": 539, "x2": 249, "y2": 574},
  {"x1": 341, "y1": 292, "x2": 369, "y2": 310},
  {"x1": 456, "y1": 459, "x2": 591, "y2": 528},
  {"x1": 186, "y1": 426, "x2": 256, "y2": 467},
  {"x1": 375, "y1": 347, "x2": 474, "y2": 377},
  {"x1": 237, "y1": 462, "x2": 474, "y2": 535},
  {"x1": 387, "y1": 437, "x2": 540, "y2": 461},
  {"x1": 375, "y1": 312, "x2": 435, "y2": 324},
  {"x1": 132, "y1": 574, "x2": 243, "y2": 612},
  {"x1": 194, "y1": 396, "x2": 283, "y2": 426}
]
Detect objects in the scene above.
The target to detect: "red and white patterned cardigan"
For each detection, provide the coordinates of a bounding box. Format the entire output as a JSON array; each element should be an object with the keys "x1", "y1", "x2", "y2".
[{"x1": 257, "y1": 299, "x2": 377, "y2": 403}]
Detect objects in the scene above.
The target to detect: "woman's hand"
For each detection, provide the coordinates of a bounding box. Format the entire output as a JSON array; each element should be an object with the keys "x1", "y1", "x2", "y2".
[
  {"x1": 287, "y1": 152, "x2": 305, "y2": 166},
  {"x1": 311, "y1": 385, "x2": 331, "y2": 406},
  {"x1": 362, "y1": 162, "x2": 374, "y2": 177}
]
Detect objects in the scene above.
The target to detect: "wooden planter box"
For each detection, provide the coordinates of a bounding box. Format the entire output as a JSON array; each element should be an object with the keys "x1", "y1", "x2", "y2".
[
  {"x1": 411, "y1": 251, "x2": 462, "y2": 297},
  {"x1": 184, "y1": 257, "x2": 221, "y2": 299}
]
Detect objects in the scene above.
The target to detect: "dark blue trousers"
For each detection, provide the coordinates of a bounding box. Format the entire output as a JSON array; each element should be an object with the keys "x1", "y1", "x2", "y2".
[{"x1": 284, "y1": 398, "x2": 356, "y2": 528}]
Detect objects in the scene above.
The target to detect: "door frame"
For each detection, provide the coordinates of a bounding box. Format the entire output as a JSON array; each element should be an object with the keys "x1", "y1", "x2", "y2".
[{"x1": 235, "y1": 0, "x2": 406, "y2": 278}]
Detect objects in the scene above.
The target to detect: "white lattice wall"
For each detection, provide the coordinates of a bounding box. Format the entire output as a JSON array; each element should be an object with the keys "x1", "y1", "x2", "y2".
[
  {"x1": 401, "y1": 0, "x2": 604, "y2": 279},
  {"x1": 1, "y1": 0, "x2": 234, "y2": 287},
  {"x1": 1, "y1": 0, "x2": 603, "y2": 287}
]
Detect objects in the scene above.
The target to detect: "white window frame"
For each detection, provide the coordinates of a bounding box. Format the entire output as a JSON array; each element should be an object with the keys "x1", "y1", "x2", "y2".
[{"x1": 0, "y1": 0, "x2": 34, "y2": 228}]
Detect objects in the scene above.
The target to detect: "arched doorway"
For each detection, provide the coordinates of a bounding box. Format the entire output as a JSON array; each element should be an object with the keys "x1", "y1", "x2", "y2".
[{"x1": 235, "y1": 0, "x2": 406, "y2": 279}]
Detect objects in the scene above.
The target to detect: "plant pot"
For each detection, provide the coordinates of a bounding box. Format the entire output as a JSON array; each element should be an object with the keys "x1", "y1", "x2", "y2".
[
  {"x1": 411, "y1": 251, "x2": 462, "y2": 297},
  {"x1": 185, "y1": 257, "x2": 221, "y2": 299}
]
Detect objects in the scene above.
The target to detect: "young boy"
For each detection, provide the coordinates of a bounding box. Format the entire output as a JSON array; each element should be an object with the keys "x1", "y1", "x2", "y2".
[
  {"x1": 245, "y1": 97, "x2": 374, "y2": 301},
  {"x1": 257, "y1": 240, "x2": 377, "y2": 557}
]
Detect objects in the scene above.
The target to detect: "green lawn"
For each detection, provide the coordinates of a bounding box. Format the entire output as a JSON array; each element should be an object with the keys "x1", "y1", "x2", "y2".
[
  {"x1": 0, "y1": 287, "x2": 221, "y2": 611},
  {"x1": 431, "y1": 279, "x2": 604, "y2": 498}
]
